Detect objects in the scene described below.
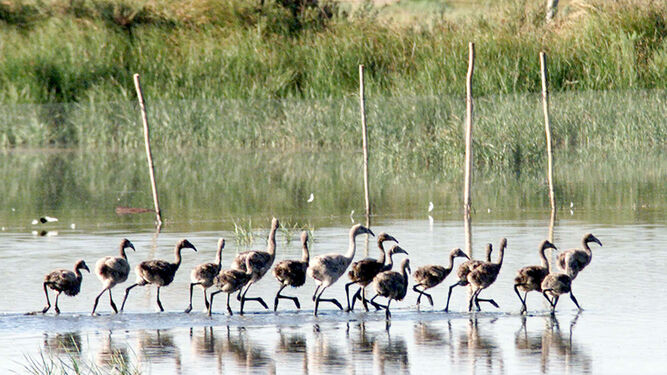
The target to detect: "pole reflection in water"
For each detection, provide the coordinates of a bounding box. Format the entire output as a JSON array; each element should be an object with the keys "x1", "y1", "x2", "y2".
[
  {"x1": 373, "y1": 330, "x2": 409, "y2": 375},
  {"x1": 310, "y1": 323, "x2": 347, "y2": 373},
  {"x1": 276, "y1": 327, "x2": 308, "y2": 373}
]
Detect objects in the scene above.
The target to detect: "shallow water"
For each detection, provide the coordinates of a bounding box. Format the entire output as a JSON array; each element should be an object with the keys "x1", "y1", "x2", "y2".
[{"x1": 0, "y1": 149, "x2": 665, "y2": 374}]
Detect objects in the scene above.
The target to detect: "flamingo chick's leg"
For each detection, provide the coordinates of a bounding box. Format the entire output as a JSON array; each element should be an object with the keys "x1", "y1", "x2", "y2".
[
  {"x1": 41, "y1": 283, "x2": 52, "y2": 314},
  {"x1": 208, "y1": 290, "x2": 222, "y2": 316},
  {"x1": 54, "y1": 292, "x2": 62, "y2": 315},
  {"x1": 274, "y1": 284, "x2": 300, "y2": 311},
  {"x1": 109, "y1": 289, "x2": 118, "y2": 313},
  {"x1": 348, "y1": 287, "x2": 362, "y2": 312},
  {"x1": 569, "y1": 292, "x2": 582, "y2": 310},
  {"x1": 514, "y1": 284, "x2": 527, "y2": 314},
  {"x1": 156, "y1": 287, "x2": 164, "y2": 312},
  {"x1": 92, "y1": 287, "x2": 108, "y2": 315},
  {"x1": 185, "y1": 282, "x2": 201, "y2": 313},
  {"x1": 445, "y1": 281, "x2": 464, "y2": 312},
  {"x1": 120, "y1": 282, "x2": 143, "y2": 312},
  {"x1": 344, "y1": 281, "x2": 355, "y2": 311}
]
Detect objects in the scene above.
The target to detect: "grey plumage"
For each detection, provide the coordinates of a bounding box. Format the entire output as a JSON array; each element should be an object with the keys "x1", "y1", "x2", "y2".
[
  {"x1": 372, "y1": 258, "x2": 411, "y2": 319},
  {"x1": 413, "y1": 248, "x2": 469, "y2": 307},
  {"x1": 208, "y1": 257, "x2": 254, "y2": 316},
  {"x1": 185, "y1": 238, "x2": 225, "y2": 313},
  {"x1": 467, "y1": 238, "x2": 507, "y2": 312},
  {"x1": 556, "y1": 233, "x2": 602, "y2": 279},
  {"x1": 444, "y1": 243, "x2": 493, "y2": 312},
  {"x1": 307, "y1": 224, "x2": 375, "y2": 315},
  {"x1": 272, "y1": 231, "x2": 310, "y2": 311},
  {"x1": 92, "y1": 238, "x2": 135, "y2": 315},
  {"x1": 541, "y1": 272, "x2": 581, "y2": 314},
  {"x1": 345, "y1": 232, "x2": 399, "y2": 311},
  {"x1": 120, "y1": 239, "x2": 197, "y2": 312},
  {"x1": 42, "y1": 259, "x2": 90, "y2": 314},
  {"x1": 514, "y1": 240, "x2": 557, "y2": 314},
  {"x1": 230, "y1": 217, "x2": 279, "y2": 314}
]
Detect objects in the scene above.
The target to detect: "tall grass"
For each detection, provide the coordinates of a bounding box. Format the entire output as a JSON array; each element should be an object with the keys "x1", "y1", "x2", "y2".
[{"x1": 0, "y1": 0, "x2": 664, "y2": 105}]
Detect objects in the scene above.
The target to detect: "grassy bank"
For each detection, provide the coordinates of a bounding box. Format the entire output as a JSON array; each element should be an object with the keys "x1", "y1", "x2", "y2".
[{"x1": 0, "y1": 0, "x2": 665, "y2": 105}]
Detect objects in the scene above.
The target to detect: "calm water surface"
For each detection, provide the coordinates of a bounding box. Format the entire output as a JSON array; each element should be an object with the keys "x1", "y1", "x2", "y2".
[{"x1": 0, "y1": 150, "x2": 665, "y2": 374}]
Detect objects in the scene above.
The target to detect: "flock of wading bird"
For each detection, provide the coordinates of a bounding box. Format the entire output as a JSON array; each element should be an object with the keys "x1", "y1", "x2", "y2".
[{"x1": 34, "y1": 218, "x2": 603, "y2": 320}]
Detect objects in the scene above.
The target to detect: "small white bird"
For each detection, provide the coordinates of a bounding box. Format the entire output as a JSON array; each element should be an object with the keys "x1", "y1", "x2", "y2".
[
  {"x1": 428, "y1": 201, "x2": 434, "y2": 212},
  {"x1": 32, "y1": 216, "x2": 59, "y2": 225},
  {"x1": 350, "y1": 210, "x2": 355, "y2": 223},
  {"x1": 307, "y1": 193, "x2": 315, "y2": 203}
]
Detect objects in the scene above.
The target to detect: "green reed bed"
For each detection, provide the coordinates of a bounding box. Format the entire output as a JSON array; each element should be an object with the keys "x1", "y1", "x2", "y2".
[{"x1": 0, "y1": 0, "x2": 664, "y2": 105}]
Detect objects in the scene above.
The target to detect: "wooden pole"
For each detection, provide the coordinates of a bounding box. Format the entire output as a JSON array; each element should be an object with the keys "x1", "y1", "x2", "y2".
[
  {"x1": 540, "y1": 52, "x2": 556, "y2": 242},
  {"x1": 134, "y1": 74, "x2": 163, "y2": 227},
  {"x1": 359, "y1": 65, "x2": 371, "y2": 229},
  {"x1": 463, "y1": 43, "x2": 475, "y2": 256}
]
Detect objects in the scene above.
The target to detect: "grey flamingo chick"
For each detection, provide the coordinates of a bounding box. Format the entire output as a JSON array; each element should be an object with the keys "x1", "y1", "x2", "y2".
[
  {"x1": 345, "y1": 232, "x2": 399, "y2": 311},
  {"x1": 230, "y1": 217, "x2": 279, "y2": 314},
  {"x1": 208, "y1": 257, "x2": 253, "y2": 316},
  {"x1": 92, "y1": 239, "x2": 136, "y2": 315},
  {"x1": 272, "y1": 231, "x2": 310, "y2": 311},
  {"x1": 513, "y1": 240, "x2": 558, "y2": 314},
  {"x1": 467, "y1": 238, "x2": 507, "y2": 312},
  {"x1": 541, "y1": 272, "x2": 581, "y2": 314},
  {"x1": 359, "y1": 244, "x2": 410, "y2": 311},
  {"x1": 557, "y1": 233, "x2": 602, "y2": 279},
  {"x1": 185, "y1": 238, "x2": 225, "y2": 313},
  {"x1": 413, "y1": 248, "x2": 469, "y2": 307},
  {"x1": 445, "y1": 243, "x2": 493, "y2": 312},
  {"x1": 307, "y1": 224, "x2": 375, "y2": 316},
  {"x1": 372, "y1": 258, "x2": 411, "y2": 319},
  {"x1": 120, "y1": 239, "x2": 197, "y2": 312},
  {"x1": 41, "y1": 260, "x2": 90, "y2": 314}
]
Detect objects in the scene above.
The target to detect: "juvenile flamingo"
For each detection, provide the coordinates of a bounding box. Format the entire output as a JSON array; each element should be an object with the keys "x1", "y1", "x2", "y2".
[
  {"x1": 185, "y1": 238, "x2": 225, "y2": 313},
  {"x1": 557, "y1": 233, "x2": 602, "y2": 279},
  {"x1": 350, "y1": 244, "x2": 408, "y2": 311},
  {"x1": 41, "y1": 260, "x2": 90, "y2": 314},
  {"x1": 467, "y1": 238, "x2": 507, "y2": 312},
  {"x1": 208, "y1": 257, "x2": 254, "y2": 316},
  {"x1": 413, "y1": 248, "x2": 469, "y2": 307},
  {"x1": 444, "y1": 243, "x2": 493, "y2": 312},
  {"x1": 272, "y1": 231, "x2": 310, "y2": 311},
  {"x1": 372, "y1": 258, "x2": 411, "y2": 319},
  {"x1": 307, "y1": 224, "x2": 374, "y2": 316},
  {"x1": 230, "y1": 217, "x2": 279, "y2": 314},
  {"x1": 541, "y1": 272, "x2": 581, "y2": 314},
  {"x1": 120, "y1": 239, "x2": 197, "y2": 312},
  {"x1": 513, "y1": 240, "x2": 557, "y2": 314},
  {"x1": 92, "y1": 238, "x2": 136, "y2": 315}
]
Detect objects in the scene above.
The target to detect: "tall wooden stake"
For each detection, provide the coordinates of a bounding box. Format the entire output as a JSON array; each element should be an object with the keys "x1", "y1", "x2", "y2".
[
  {"x1": 463, "y1": 43, "x2": 475, "y2": 256},
  {"x1": 359, "y1": 65, "x2": 371, "y2": 229},
  {"x1": 134, "y1": 74, "x2": 163, "y2": 227},
  {"x1": 540, "y1": 52, "x2": 556, "y2": 242}
]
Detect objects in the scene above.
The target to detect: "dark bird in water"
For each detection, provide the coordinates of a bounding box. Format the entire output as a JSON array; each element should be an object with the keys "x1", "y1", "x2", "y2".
[
  {"x1": 557, "y1": 233, "x2": 602, "y2": 279},
  {"x1": 467, "y1": 238, "x2": 507, "y2": 312},
  {"x1": 230, "y1": 217, "x2": 279, "y2": 314},
  {"x1": 307, "y1": 224, "x2": 374, "y2": 316},
  {"x1": 185, "y1": 238, "x2": 225, "y2": 313},
  {"x1": 41, "y1": 260, "x2": 90, "y2": 314},
  {"x1": 371, "y1": 258, "x2": 411, "y2": 319},
  {"x1": 120, "y1": 239, "x2": 197, "y2": 312},
  {"x1": 272, "y1": 231, "x2": 310, "y2": 311},
  {"x1": 445, "y1": 243, "x2": 493, "y2": 312},
  {"x1": 513, "y1": 240, "x2": 558, "y2": 314},
  {"x1": 350, "y1": 244, "x2": 408, "y2": 311},
  {"x1": 541, "y1": 272, "x2": 581, "y2": 314},
  {"x1": 92, "y1": 239, "x2": 135, "y2": 315},
  {"x1": 413, "y1": 248, "x2": 469, "y2": 307},
  {"x1": 345, "y1": 232, "x2": 399, "y2": 311},
  {"x1": 208, "y1": 257, "x2": 254, "y2": 316}
]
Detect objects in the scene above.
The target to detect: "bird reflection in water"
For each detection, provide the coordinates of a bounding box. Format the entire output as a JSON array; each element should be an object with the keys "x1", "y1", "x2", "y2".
[
  {"x1": 137, "y1": 329, "x2": 182, "y2": 374},
  {"x1": 43, "y1": 332, "x2": 82, "y2": 357},
  {"x1": 373, "y1": 329, "x2": 409, "y2": 375},
  {"x1": 221, "y1": 326, "x2": 275, "y2": 373},
  {"x1": 276, "y1": 327, "x2": 308, "y2": 373},
  {"x1": 455, "y1": 317, "x2": 504, "y2": 374},
  {"x1": 413, "y1": 320, "x2": 451, "y2": 347},
  {"x1": 346, "y1": 321, "x2": 376, "y2": 373},
  {"x1": 515, "y1": 312, "x2": 591, "y2": 373},
  {"x1": 311, "y1": 323, "x2": 347, "y2": 373},
  {"x1": 95, "y1": 331, "x2": 131, "y2": 371}
]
